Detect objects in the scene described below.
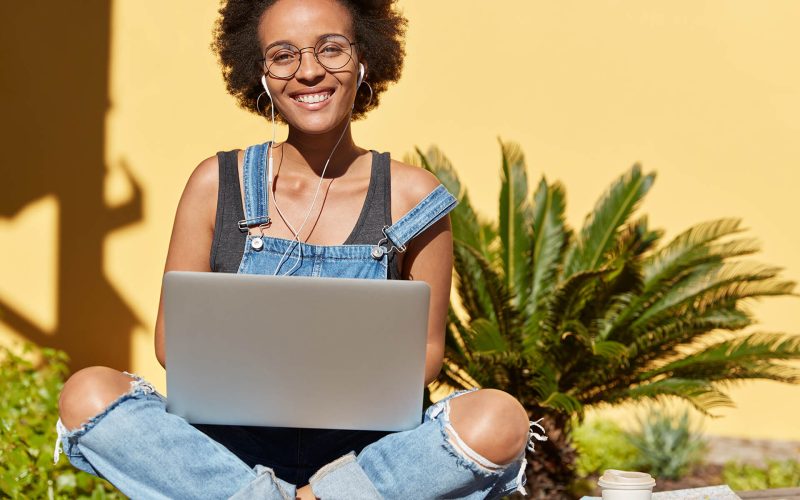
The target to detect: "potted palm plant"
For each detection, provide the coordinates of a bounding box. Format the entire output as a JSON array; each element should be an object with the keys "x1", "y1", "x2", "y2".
[{"x1": 410, "y1": 141, "x2": 800, "y2": 498}]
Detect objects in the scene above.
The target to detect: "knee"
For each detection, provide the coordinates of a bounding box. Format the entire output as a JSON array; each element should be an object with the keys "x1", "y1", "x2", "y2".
[
  {"x1": 58, "y1": 366, "x2": 134, "y2": 431},
  {"x1": 448, "y1": 389, "x2": 530, "y2": 466}
]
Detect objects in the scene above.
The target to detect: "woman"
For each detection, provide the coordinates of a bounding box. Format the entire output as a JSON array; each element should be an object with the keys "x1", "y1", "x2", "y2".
[{"x1": 54, "y1": 0, "x2": 540, "y2": 498}]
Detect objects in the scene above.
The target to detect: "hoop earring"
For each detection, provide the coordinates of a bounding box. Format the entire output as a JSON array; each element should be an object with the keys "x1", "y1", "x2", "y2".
[
  {"x1": 256, "y1": 91, "x2": 271, "y2": 117},
  {"x1": 359, "y1": 81, "x2": 374, "y2": 108}
]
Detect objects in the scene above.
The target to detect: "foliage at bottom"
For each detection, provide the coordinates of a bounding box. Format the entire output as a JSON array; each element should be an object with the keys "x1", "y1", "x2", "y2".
[
  {"x1": 0, "y1": 344, "x2": 123, "y2": 499},
  {"x1": 572, "y1": 418, "x2": 639, "y2": 476},
  {"x1": 573, "y1": 408, "x2": 707, "y2": 481},
  {"x1": 724, "y1": 460, "x2": 800, "y2": 491}
]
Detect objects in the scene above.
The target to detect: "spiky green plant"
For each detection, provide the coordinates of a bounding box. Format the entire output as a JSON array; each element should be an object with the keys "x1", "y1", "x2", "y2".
[
  {"x1": 627, "y1": 408, "x2": 707, "y2": 480},
  {"x1": 408, "y1": 141, "x2": 800, "y2": 498}
]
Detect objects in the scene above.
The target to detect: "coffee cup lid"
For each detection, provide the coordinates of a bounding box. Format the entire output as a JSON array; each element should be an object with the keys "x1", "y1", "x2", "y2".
[{"x1": 598, "y1": 470, "x2": 656, "y2": 490}]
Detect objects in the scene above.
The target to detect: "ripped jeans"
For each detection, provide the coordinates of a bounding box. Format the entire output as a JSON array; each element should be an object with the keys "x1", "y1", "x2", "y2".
[{"x1": 54, "y1": 373, "x2": 547, "y2": 499}]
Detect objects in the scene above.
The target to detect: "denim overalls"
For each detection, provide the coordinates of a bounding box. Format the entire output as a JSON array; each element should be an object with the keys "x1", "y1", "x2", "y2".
[
  {"x1": 235, "y1": 141, "x2": 454, "y2": 279},
  {"x1": 53, "y1": 142, "x2": 545, "y2": 499}
]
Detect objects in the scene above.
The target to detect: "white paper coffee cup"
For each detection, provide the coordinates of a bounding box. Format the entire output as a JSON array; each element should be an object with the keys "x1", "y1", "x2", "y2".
[{"x1": 597, "y1": 469, "x2": 656, "y2": 500}]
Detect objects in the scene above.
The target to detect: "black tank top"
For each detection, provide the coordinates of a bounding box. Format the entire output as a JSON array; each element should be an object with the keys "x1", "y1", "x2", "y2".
[{"x1": 210, "y1": 149, "x2": 400, "y2": 279}]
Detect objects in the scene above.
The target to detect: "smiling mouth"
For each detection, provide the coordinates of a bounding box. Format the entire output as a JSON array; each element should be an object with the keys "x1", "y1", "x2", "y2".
[{"x1": 293, "y1": 91, "x2": 333, "y2": 104}]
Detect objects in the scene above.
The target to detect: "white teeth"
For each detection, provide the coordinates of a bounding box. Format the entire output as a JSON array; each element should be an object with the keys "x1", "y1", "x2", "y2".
[{"x1": 294, "y1": 92, "x2": 331, "y2": 104}]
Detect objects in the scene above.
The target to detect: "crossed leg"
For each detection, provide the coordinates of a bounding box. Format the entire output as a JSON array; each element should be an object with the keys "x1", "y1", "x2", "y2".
[
  {"x1": 57, "y1": 366, "x2": 277, "y2": 499},
  {"x1": 60, "y1": 368, "x2": 533, "y2": 499},
  {"x1": 299, "y1": 388, "x2": 531, "y2": 499}
]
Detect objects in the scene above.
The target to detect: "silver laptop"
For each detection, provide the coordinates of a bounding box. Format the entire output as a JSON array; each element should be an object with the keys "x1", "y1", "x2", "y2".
[{"x1": 162, "y1": 271, "x2": 430, "y2": 432}]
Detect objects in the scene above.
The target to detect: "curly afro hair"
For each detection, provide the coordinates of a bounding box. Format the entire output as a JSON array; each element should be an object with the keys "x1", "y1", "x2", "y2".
[{"x1": 212, "y1": 0, "x2": 407, "y2": 121}]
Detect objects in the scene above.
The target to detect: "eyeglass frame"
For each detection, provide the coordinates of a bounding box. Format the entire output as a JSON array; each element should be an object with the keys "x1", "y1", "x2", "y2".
[{"x1": 258, "y1": 34, "x2": 358, "y2": 80}]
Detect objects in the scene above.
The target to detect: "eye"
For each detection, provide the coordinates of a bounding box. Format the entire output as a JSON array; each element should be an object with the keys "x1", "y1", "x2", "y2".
[
  {"x1": 268, "y1": 47, "x2": 297, "y2": 65},
  {"x1": 318, "y1": 43, "x2": 345, "y2": 56}
]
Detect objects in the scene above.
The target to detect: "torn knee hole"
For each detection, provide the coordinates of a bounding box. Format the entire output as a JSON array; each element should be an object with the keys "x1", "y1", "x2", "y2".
[
  {"x1": 444, "y1": 425, "x2": 505, "y2": 472},
  {"x1": 53, "y1": 373, "x2": 157, "y2": 465}
]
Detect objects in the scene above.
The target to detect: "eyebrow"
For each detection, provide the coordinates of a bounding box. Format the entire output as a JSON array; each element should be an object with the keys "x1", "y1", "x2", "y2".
[{"x1": 263, "y1": 33, "x2": 348, "y2": 52}]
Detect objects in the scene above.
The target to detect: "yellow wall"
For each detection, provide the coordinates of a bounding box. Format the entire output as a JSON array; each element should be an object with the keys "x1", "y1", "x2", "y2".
[{"x1": 1, "y1": 1, "x2": 798, "y2": 440}]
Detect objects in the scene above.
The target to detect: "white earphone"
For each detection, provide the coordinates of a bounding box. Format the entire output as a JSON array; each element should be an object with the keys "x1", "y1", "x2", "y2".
[
  {"x1": 261, "y1": 74, "x2": 271, "y2": 99},
  {"x1": 357, "y1": 62, "x2": 365, "y2": 87}
]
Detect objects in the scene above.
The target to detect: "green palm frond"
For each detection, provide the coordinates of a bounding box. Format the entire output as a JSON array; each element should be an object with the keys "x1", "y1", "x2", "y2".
[
  {"x1": 640, "y1": 333, "x2": 800, "y2": 383},
  {"x1": 541, "y1": 391, "x2": 585, "y2": 416},
  {"x1": 595, "y1": 292, "x2": 637, "y2": 341},
  {"x1": 452, "y1": 242, "x2": 495, "y2": 323},
  {"x1": 457, "y1": 242, "x2": 520, "y2": 343},
  {"x1": 631, "y1": 262, "x2": 794, "y2": 330},
  {"x1": 591, "y1": 340, "x2": 628, "y2": 359},
  {"x1": 467, "y1": 318, "x2": 509, "y2": 353},
  {"x1": 444, "y1": 307, "x2": 472, "y2": 365},
  {"x1": 498, "y1": 140, "x2": 533, "y2": 305},
  {"x1": 605, "y1": 227, "x2": 761, "y2": 339},
  {"x1": 623, "y1": 215, "x2": 663, "y2": 257},
  {"x1": 587, "y1": 216, "x2": 658, "y2": 327},
  {"x1": 471, "y1": 350, "x2": 530, "y2": 369},
  {"x1": 451, "y1": 191, "x2": 494, "y2": 255},
  {"x1": 608, "y1": 379, "x2": 735, "y2": 416},
  {"x1": 603, "y1": 216, "x2": 661, "y2": 274},
  {"x1": 413, "y1": 146, "x2": 497, "y2": 258},
  {"x1": 642, "y1": 218, "x2": 751, "y2": 292},
  {"x1": 526, "y1": 364, "x2": 559, "y2": 399},
  {"x1": 563, "y1": 164, "x2": 655, "y2": 279},
  {"x1": 528, "y1": 178, "x2": 569, "y2": 317},
  {"x1": 626, "y1": 307, "x2": 753, "y2": 360},
  {"x1": 533, "y1": 267, "x2": 616, "y2": 345}
]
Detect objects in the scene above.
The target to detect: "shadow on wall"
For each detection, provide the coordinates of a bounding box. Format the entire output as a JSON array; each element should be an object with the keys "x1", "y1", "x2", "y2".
[{"x1": 0, "y1": 3, "x2": 143, "y2": 371}]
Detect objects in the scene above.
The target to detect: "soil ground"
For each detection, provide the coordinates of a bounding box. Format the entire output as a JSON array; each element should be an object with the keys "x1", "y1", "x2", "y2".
[{"x1": 705, "y1": 436, "x2": 800, "y2": 467}]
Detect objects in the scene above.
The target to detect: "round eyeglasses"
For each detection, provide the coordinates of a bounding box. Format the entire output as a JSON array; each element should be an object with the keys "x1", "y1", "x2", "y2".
[{"x1": 261, "y1": 34, "x2": 357, "y2": 79}]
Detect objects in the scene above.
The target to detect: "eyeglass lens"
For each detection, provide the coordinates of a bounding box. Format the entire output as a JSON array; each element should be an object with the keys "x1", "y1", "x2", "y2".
[{"x1": 265, "y1": 34, "x2": 353, "y2": 78}]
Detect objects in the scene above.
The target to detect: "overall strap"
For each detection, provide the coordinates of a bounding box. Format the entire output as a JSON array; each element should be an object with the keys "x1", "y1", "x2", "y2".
[
  {"x1": 238, "y1": 142, "x2": 271, "y2": 230},
  {"x1": 383, "y1": 184, "x2": 457, "y2": 252}
]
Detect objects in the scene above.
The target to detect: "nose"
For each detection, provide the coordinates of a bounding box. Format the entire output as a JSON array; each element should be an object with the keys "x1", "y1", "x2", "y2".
[{"x1": 295, "y1": 47, "x2": 326, "y2": 83}]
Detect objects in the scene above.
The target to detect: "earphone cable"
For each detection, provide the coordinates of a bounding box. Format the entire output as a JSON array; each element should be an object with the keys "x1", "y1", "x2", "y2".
[{"x1": 270, "y1": 109, "x2": 353, "y2": 275}]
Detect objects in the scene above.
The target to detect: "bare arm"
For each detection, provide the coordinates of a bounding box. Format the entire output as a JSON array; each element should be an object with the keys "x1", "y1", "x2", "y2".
[
  {"x1": 402, "y1": 216, "x2": 453, "y2": 385},
  {"x1": 395, "y1": 167, "x2": 454, "y2": 386},
  {"x1": 154, "y1": 155, "x2": 220, "y2": 368}
]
